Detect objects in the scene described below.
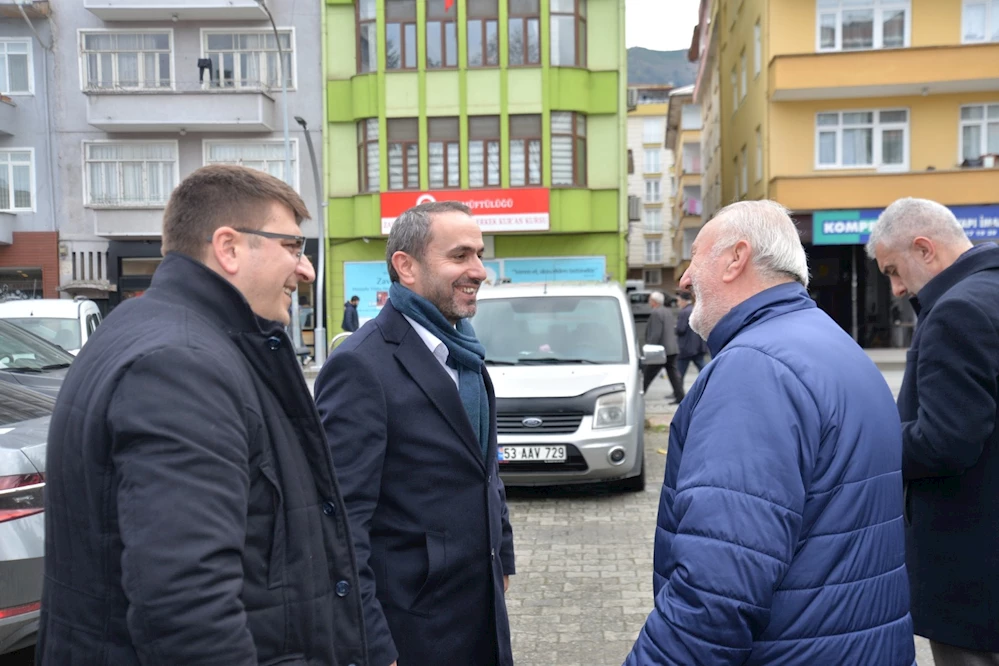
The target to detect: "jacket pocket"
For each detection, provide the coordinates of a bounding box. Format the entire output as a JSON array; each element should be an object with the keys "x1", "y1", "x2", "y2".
[
  {"x1": 410, "y1": 531, "x2": 446, "y2": 613},
  {"x1": 259, "y1": 462, "x2": 287, "y2": 590}
]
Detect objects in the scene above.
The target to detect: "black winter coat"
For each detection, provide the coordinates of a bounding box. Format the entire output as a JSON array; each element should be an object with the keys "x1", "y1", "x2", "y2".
[
  {"x1": 37, "y1": 253, "x2": 367, "y2": 666},
  {"x1": 899, "y1": 243, "x2": 999, "y2": 652}
]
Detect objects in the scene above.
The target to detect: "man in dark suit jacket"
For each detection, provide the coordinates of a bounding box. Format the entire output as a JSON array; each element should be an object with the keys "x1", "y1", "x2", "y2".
[
  {"x1": 869, "y1": 197, "x2": 999, "y2": 665},
  {"x1": 342, "y1": 295, "x2": 360, "y2": 331},
  {"x1": 643, "y1": 291, "x2": 684, "y2": 403},
  {"x1": 675, "y1": 290, "x2": 709, "y2": 382},
  {"x1": 315, "y1": 200, "x2": 515, "y2": 666}
]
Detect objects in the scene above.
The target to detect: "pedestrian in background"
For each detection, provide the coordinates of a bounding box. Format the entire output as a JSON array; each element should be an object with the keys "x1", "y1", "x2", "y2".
[
  {"x1": 868, "y1": 197, "x2": 999, "y2": 665},
  {"x1": 315, "y1": 201, "x2": 515, "y2": 666},
  {"x1": 36, "y1": 165, "x2": 366, "y2": 666},
  {"x1": 342, "y1": 294, "x2": 360, "y2": 331},
  {"x1": 624, "y1": 200, "x2": 914, "y2": 665},
  {"x1": 674, "y1": 290, "x2": 708, "y2": 383},
  {"x1": 642, "y1": 291, "x2": 684, "y2": 403}
]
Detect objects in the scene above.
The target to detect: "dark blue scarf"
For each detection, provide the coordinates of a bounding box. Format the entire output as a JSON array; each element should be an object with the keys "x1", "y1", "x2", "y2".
[{"x1": 389, "y1": 282, "x2": 489, "y2": 458}]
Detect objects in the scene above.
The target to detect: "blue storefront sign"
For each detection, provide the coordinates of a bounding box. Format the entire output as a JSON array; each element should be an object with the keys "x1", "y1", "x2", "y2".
[
  {"x1": 814, "y1": 205, "x2": 999, "y2": 245},
  {"x1": 343, "y1": 256, "x2": 608, "y2": 324}
]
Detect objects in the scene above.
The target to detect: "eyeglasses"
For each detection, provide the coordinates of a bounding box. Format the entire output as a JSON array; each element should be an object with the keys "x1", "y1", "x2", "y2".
[{"x1": 208, "y1": 227, "x2": 306, "y2": 258}]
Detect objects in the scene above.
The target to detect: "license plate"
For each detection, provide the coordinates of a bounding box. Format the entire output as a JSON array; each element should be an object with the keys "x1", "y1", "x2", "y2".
[{"x1": 498, "y1": 445, "x2": 567, "y2": 463}]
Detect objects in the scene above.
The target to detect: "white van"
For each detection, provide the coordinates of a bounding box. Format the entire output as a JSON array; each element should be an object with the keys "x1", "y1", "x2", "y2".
[
  {"x1": 0, "y1": 298, "x2": 103, "y2": 355},
  {"x1": 472, "y1": 281, "x2": 666, "y2": 491}
]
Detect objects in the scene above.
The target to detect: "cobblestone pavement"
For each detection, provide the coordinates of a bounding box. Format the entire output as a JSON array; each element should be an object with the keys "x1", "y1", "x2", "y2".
[{"x1": 503, "y1": 368, "x2": 934, "y2": 666}]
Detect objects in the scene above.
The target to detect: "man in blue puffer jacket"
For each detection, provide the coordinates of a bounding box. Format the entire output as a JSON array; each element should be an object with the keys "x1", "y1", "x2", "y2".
[{"x1": 624, "y1": 200, "x2": 915, "y2": 665}]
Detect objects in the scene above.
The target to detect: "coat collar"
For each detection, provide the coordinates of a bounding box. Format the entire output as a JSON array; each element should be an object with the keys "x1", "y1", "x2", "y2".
[
  {"x1": 912, "y1": 243, "x2": 999, "y2": 316},
  {"x1": 146, "y1": 252, "x2": 286, "y2": 338},
  {"x1": 706, "y1": 282, "x2": 816, "y2": 357}
]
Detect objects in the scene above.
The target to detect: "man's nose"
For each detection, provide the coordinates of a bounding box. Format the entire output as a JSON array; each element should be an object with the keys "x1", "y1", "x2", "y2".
[
  {"x1": 890, "y1": 278, "x2": 907, "y2": 298},
  {"x1": 469, "y1": 255, "x2": 487, "y2": 281},
  {"x1": 678, "y1": 270, "x2": 692, "y2": 290},
  {"x1": 297, "y1": 254, "x2": 316, "y2": 284}
]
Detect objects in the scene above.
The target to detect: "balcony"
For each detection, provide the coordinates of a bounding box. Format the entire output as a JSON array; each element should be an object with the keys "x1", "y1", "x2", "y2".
[
  {"x1": 83, "y1": 0, "x2": 266, "y2": 21},
  {"x1": 770, "y1": 43, "x2": 999, "y2": 102},
  {"x1": 85, "y1": 81, "x2": 276, "y2": 133},
  {"x1": 0, "y1": 1, "x2": 50, "y2": 19},
  {"x1": 770, "y1": 167, "x2": 999, "y2": 211},
  {"x1": 0, "y1": 98, "x2": 15, "y2": 136}
]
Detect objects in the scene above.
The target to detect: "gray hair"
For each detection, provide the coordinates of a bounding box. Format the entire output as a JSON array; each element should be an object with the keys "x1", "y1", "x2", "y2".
[
  {"x1": 649, "y1": 291, "x2": 665, "y2": 305},
  {"x1": 710, "y1": 200, "x2": 810, "y2": 288},
  {"x1": 865, "y1": 197, "x2": 968, "y2": 260},
  {"x1": 385, "y1": 200, "x2": 473, "y2": 282}
]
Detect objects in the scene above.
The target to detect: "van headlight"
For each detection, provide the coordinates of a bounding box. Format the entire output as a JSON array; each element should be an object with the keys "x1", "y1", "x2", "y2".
[{"x1": 593, "y1": 391, "x2": 627, "y2": 429}]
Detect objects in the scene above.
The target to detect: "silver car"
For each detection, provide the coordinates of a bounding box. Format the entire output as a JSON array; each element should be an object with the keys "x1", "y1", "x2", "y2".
[
  {"x1": 0, "y1": 382, "x2": 53, "y2": 655},
  {"x1": 472, "y1": 282, "x2": 665, "y2": 491}
]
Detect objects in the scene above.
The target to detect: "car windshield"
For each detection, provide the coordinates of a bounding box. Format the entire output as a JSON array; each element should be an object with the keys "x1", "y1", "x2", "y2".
[
  {"x1": 472, "y1": 296, "x2": 629, "y2": 365},
  {"x1": 6, "y1": 317, "x2": 81, "y2": 351},
  {"x1": 0, "y1": 380, "x2": 55, "y2": 425},
  {"x1": 0, "y1": 320, "x2": 76, "y2": 370}
]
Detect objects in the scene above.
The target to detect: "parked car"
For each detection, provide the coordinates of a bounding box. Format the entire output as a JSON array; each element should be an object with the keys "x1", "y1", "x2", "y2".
[
  {"x1": 472, "y1": 281, "x2": 666, "y2": 491},
  {"x1": 0, "y1": 382, "x2": 53, "y2": 656},
  {"x1": 0, "y1": 320, "x2": 74, "y2": 399},
  {"x1": 0, "y1": 298, "x2": 103, "y2": 355}
]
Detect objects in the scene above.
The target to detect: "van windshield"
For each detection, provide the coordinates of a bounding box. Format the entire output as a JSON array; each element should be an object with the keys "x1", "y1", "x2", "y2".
[
  {"x1": 472, "y1": 296, "x2": 629, "y2": 365},
  {"x1": 6, "y1": 317, "x2": 81, "y2": 352}
]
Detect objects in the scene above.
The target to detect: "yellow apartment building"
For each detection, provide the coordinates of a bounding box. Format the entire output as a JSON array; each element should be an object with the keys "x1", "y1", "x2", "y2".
[
  {"x1": 694, "y1": 0, "x2": 999, "y2": 347},
  {"x1": 665, "y1": 85, "x2": 704, "y2": 283}
]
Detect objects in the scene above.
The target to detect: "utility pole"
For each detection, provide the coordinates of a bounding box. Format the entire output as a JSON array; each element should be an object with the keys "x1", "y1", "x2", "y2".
[{"x1": 296, "y1": 116, "x2": 327, "y2": 367}]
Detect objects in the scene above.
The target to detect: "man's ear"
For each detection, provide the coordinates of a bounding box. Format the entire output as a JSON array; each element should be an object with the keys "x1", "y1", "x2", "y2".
[
  {"x1": 391, "y1": 251, "x2": 419, "y2": 287},
  {"x1": 720, "y1": 239, "x2": 752, "y2": 284},
  {"x1": 912, "y1": 236, "x2": 936, "y2": 264},
  {"x1": 211, "y1": 227, "x2": 241, "y2": 276}
]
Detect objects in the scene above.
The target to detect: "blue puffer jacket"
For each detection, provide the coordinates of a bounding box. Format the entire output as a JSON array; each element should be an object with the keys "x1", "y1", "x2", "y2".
[{"x1": 624, "y1": 283, "x2": 915, "y2": 665}]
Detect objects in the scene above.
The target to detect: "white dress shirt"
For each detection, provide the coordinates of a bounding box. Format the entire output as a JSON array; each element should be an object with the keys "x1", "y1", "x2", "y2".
[{"x1": 402, "y1": 314, "x2": 460, "y2": 388}]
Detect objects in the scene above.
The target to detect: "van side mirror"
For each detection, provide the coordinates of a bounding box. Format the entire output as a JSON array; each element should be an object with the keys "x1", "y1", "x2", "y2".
[{"x1": 641, "y1": 344, "x2": 667, "y2": 367}]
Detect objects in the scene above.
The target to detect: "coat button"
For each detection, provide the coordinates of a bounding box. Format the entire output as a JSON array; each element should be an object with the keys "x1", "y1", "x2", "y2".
[
  {"x1": 491, "y1": 548, "x2": 496, "y2": 561},
  {"x1": 322, "y1": 501, "x2": 336, "y2": 516},
  {"x1": 335, "y1": 580, "x2": 350, "y2": 597},
  {"x1": 266, "y1": 336, "x2": 282, "y2": 350}
]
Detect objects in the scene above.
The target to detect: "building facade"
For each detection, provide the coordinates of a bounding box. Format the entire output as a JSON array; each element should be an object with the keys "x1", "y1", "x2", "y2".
[
  {"x1": 323, "y1": 0, "x2": 628, "y2": 325},
  {"x1": 626, "y1": 83, "x2": 676, "y2": 292},
  {"x1": 694, "y1": 0, "x2": 999, "y2": 347},
  {"x1": 666, "y1": 85, "x2": 702, "y2": 283}
]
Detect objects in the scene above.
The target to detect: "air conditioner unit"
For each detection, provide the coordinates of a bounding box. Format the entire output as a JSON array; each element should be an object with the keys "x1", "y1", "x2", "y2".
[
  {"x1": 627, "y1": 88, "x2": 638, "y2": 110},
  {"x1": 628, "y1": 196, "x2": 641, "y2": 222}
]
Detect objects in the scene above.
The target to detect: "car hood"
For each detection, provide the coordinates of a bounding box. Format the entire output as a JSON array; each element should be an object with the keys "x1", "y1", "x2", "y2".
[
  {"x1": 487, "y1": 364, "x2": 632, "y2": 399},
  {"x1": 0, "y1": 366, "x2": 67, "y2": 399},
  {"x1": 0, "y1": 415, "x2": 49, "y2": 473}
]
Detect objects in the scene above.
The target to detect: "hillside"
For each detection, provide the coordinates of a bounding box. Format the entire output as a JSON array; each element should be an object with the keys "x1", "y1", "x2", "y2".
[{"x1": 627, "y1": 47, "x2": 697, "y2": 87}]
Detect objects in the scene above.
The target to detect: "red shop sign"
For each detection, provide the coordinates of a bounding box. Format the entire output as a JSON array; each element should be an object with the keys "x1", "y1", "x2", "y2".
[{"x1": 380, "y1": 188, "x2": 550, "y2": 235}]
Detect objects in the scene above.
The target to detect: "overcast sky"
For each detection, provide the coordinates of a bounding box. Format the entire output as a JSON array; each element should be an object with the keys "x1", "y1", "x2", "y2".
[{"x1": 626, "y1": 0, "x2": 700, "y2": 52}]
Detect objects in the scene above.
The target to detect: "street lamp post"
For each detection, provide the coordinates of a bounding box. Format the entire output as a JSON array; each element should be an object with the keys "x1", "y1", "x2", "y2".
[
  {"x1": 295, "y1": 115, "x2": 327, "y2": 367},
  {"x1": 255, "y1": 0, "x2": 303, "y2": 352}
]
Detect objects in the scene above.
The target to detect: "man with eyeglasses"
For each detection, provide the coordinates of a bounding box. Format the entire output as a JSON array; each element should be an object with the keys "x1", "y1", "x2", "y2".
[{"x1": 38, "y1": 165, "x2": 367, "y2": 666}]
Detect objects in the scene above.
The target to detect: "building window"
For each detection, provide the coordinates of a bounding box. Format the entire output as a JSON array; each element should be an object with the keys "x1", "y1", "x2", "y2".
[
  {"x1": 730, "y1": 67, "x2": 738, "y2": 113},
  {"x1": 817, "y1": 0, "x2": 909, "y2": 52},
  {"x1": 205, "y1": 140, "x2": 299, "y2": 188},
  {"x1": 427, "y1": 0, "x2": 458, "y2": 69},
  {"x1": 682, "y1": 142, "x2": 701, "y2": 173},
  {"x1": 627, "y1": 149, "x2": 634, "y2": 175},
  {"x1": 755, "y1": 127, "x2": 763, "y2": 182},
  {"x1": 643, "y1": 207, "x2": 663, "y2": 232},
  {"x1": 960, "y1": 104, "x2": 999, "y2": 161},
  {"x1": 740, "y1": 145, "x2": 748, "y2": 194},
  {"x1": 0, "y1": 150, "x2": 33, "y2": 212},
  {"x1": 682, "y1": 228, "x2": 698, "y2": 260},
  {"x1": 81, "y1": 31, "x2": 172, "y2": 90},
  {"x1": 468, "y1": 0, "x2": 499, "y2": 68},
  {"x1": 733, "y1": 158, "x2": 740, "y2": 202},
  {"x1": 643, "y1": 268, "x2": 662, "y2": 285},
  {"x1": 386, "y1": 0, "x2": 417, "y2": 70},
  {"x1": 682, "y1": 185, "x2": 702, "y2": 215},
  {"x1": 509, "y1": 0, "x2": 541, "y2": 66},
  {"x1": 551, "y1": 111, "x2": 586, "y2": 186},
  {"x1": 739, "y1": 49, "x2": 747, "y2": 100},
  {"x1": 510, "y1": 114, "x2": 542, "y2": 186},
  {"x1": 644, "y1": 149, "x2": 661, "y2": 173},
  {"x1": 0, "y1": 40, "x2": 31, "y2": 95},
  {"x1": 643, "y1": 117, "x2": 662, "y2": 144},
  {"x1": 753, "y1": 21, "x2": 761, "y2": 77},
  {"x1": 645, "y1": 240, "x2": 662, "y2": 264},
  {"x1": 816, "y1": 109, "x2": 908, "y2": 169},
  {"x1": 387, "y1": 118, "x2": 419, "y2": 190},
  {"x1": 550, "y1": 0, "x2": 586, "y2": 67},
  {"x1": 963, "y1": 1, "x2": 999, "y2": 43},
  {"x1": 204, "y1": 30, "x2": 294, "y2": 89},
  {"x1": 357, "y1": 0, "x2": 377, "y2": 73},
  {"x1": 84, "y1": 142, "x2": 177, "y2": 207},
  {"x1": 644, "y1": 179, "x2": 661, "y2": 203},
  {"x1": 429, "y1": 117, "x2": 460, "y2": 189},
  {"x1": 357, "y1": 119, "x2": 379, "y2": 192},
  {"x1": 469, "y1": 116, "x2": 501, "y2": 188}
]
